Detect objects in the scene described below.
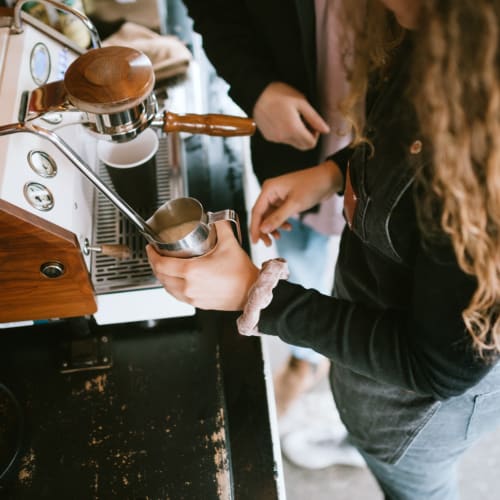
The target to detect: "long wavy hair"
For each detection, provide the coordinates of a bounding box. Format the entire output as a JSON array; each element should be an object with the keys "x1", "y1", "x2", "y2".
[{"x1": 337, "y1": 0, "x2": 500, "y2": 357}]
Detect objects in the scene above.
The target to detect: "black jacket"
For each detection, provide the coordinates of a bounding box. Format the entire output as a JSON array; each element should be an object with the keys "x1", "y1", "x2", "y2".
[
  {"x1": 260, "y1": 36, "x2": 495, "y2": 401},
  {"x1": 182, "y1": 0, "x2": 322, "y2": 184}
]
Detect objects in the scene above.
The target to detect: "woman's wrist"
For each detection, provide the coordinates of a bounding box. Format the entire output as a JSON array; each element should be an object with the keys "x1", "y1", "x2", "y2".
[
  {"x1": 239, "y1": 264, "x2": 260, "y2": 310},
  {"x1": 320, "y1": 159, "x2": 344, "y2": 194},
  {"x1": 236, "y1": 258, "x2": 289, "y2": 336}
]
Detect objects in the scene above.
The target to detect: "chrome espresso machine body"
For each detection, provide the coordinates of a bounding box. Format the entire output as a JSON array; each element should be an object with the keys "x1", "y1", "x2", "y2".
[{"x1": 0, "y1": 4, "x2": 209, "y2": 325}]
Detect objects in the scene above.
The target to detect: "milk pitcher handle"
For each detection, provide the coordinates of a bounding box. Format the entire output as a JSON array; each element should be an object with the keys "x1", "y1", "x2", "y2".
[{"x1": 207, "y1": 209, "x2": 242, "y2": 245}]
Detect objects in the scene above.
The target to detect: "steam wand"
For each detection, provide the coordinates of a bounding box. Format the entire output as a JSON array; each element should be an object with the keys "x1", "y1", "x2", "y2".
[{"x1": 0, "y1": 122, "x2": 160, "y2": 245}]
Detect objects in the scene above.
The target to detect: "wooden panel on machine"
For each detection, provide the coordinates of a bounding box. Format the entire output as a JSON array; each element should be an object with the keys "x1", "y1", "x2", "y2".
[{"x1": 0, "y1": 199, "x2": 96, "y2": 322}]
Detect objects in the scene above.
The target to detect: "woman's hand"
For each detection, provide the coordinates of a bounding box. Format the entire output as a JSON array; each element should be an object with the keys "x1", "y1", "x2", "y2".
[
  {"x1": 146, "y1": 222, "x2": 259, "y2": 311},
  {"x1": 253, "y1": 82, "x2": 330, "y2": 150},
  {"x1": 250, "y1": 161, "x2": 343, "y2": 245}
]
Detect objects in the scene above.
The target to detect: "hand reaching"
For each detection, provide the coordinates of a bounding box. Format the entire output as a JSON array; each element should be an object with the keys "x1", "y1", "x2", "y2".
[
  {"x1": 146, "y1": 222, "x2": 259, "y2": 311},
  {"x1": 250, "y1": 161, "x2": 343, "y2": 246},
  {"x1": 253, "y1": 82, "x2": 330, "y2": 150}
]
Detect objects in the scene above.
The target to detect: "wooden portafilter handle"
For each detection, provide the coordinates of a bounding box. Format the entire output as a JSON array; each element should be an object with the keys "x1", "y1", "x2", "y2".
[{"x1": 163, "y1": 111, "x2": 256, "y2": 137}]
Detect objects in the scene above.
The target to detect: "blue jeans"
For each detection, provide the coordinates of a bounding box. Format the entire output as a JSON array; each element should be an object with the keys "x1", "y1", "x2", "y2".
[
  {"x1": 275, "y1": 218, "x2": 335, "y2": 364},
  {"x1": 356, "y1": 363, "x2": 500, "y2": 500}
]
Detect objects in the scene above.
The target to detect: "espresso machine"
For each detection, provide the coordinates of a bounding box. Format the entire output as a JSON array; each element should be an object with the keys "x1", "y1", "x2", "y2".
[{"x1": 0, "y1": 0, "x2": 254, "y2": 326}]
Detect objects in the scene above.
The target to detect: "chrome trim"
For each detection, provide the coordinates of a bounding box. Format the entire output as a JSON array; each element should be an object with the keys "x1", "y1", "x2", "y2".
[
  {"x1": 11, "y1": 0, "x2": 101, "y2": 49},
  {"x1": 0, "y1": 121, "x2": 158, "y2": 243},
  {"x1": 91, "y1": 134, "x2": 186, "y2": 293},
  {"x1": 83, "y1": 95, "x2": 158, "y2": 143}
]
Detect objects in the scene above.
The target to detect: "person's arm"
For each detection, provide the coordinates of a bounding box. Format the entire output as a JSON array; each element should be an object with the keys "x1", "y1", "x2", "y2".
[
  {"x1": 250, "y1": 160, "x2": 344, "y2": 245},
  {"x1": 147, "y1": 205, "x2": 491, "y2": 399},
  {"x1": 147, "y1": 160, "x2": 344, "y2": 302},
  {"x1": 325, "y1": 146, "x2": 354, "y2": 187},
  {"x1": 182, "y1": 1, "x2": 330, "y2": 150},
  {"x1": 182, "y1": 0, "x2": 278, "y2": 115},
  {"x1": 145, "y1": 154, "x2": 490, "y2": 399},
  {"x1": 259, "y1": 243, "x2": 493, "y2": 400}
]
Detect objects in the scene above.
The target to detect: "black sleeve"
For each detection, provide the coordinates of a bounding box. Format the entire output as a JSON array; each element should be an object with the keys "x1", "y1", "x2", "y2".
[
  {"x1": 259, "y1": 244, "x2": 494, "y2": 400},
  {"x1": 326, "y1": 146, "x2": 354, "y2": 192},
  {"x1": 182, "y1": 0, "x2": 279, "y2": 115}
]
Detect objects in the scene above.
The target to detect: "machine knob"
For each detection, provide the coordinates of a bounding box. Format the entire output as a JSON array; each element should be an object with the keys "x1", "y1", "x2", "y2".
[{"x1": 40, "y1": 261, "x2": 65, "y2": 278}]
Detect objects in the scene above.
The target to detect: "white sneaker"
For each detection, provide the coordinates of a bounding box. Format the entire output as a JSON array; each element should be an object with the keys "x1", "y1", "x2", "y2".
[
  {"x1": 278, "y1": 391, "x2": 344, "y2": 437},
  {"x1": 273, "y1": 356, "x2": 330, "y2": 418},
  {"x1": 281, "y1": 428, "x2": 366, "y2": 470},
  {"x1": 278, "y1": 392, "x2": 366, "y2": 470}
]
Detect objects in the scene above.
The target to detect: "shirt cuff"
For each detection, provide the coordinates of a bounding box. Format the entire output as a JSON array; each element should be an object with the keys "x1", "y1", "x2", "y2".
[{"x1": 326, "y1": 146, "x2": 354, "y2": 194}]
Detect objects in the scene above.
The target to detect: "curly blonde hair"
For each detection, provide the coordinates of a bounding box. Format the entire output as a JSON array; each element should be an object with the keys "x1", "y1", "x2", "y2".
[
  {"x1": 336, "y1": 1, "x2": 404, "y2": 146},
  {"x1": 338, "y1": 0, "x2": 500, "y2": 356}
]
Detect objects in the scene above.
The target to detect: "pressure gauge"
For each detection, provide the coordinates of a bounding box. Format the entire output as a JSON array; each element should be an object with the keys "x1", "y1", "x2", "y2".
[
  {"x1": 30, "y1": 43, "x2": 51, "y2": 86},
  {"x1": 23, "y1": 182, "x2": 55, "y2": 211},
  {"x1": 27, "y1": 150, "x2": 58, "y2": 178}
]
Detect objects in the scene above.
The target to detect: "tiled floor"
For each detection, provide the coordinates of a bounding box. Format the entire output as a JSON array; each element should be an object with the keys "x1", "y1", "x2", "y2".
[{"x1": 266, "y1": 335, "x2": 500, "y2": 500}]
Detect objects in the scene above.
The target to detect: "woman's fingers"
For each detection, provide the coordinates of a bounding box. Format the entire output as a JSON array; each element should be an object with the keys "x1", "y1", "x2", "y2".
[
  {"x1": 145, "y1": 244, "x2": 187, "y2": 278},
  {"x1": 259, "y1": 200, "x2": 300, "y2": 234},
  {"x1": 145, "y1": 246, "x2": 191, "y2": 301},
  {"x1": 146, "y1": 222, "x2": 258, "y2": 311},
  {"x1": 250, "y1": 182, "x2": 297, "y2": 244},
  {"x1": 160, "y1": 276, "x2": 190, "y2": 303},
  {"x1": 214, "y1": 219, "x2": 238, "y2": 240},
  {"x1": 250, "y1": 190, "x2": 287, "y2": 243}
]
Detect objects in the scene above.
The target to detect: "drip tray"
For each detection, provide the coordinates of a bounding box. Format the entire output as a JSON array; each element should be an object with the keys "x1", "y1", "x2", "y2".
[{"x1": 91, "y1": 133, "x2": 186, "y2": 294}]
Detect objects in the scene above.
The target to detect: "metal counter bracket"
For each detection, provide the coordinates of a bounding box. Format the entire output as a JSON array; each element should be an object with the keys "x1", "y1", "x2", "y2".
[{"x1": 59, "y1": 334, "x2": 112, "y2": 374}]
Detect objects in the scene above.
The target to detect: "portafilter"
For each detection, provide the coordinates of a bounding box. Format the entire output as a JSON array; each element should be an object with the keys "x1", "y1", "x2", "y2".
[{"x1": 22, "y1": 45, "x2": 256, "y2": 142}]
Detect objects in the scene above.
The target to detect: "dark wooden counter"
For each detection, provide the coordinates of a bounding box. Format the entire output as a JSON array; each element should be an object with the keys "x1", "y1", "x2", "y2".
[
  {"x1": 0, "y1": 311, "x2": 280, "y2": 499},
  {"x1": 0, "y1": 125, "x2": 280, "y2": 499}
]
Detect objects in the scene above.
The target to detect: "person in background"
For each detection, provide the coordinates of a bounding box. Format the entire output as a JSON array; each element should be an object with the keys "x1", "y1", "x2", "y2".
[
  {"x1": 148, "y1": 0, "x2": 500, "y2": 497},
  {"x1": 180, "y1": 0, "x2": 351, "y2": 429}
]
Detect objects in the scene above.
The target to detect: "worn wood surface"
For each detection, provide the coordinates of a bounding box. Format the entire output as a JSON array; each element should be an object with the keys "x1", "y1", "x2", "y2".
[
  {"x1": 0, "y1": 199, "x2": 96, "y2": 322},
  {"x1": 0, "y1": 317, "x2": 236, "y2": 499}
]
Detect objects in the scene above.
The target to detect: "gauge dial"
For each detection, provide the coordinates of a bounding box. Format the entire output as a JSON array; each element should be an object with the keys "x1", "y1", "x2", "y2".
[
  {"x1": 30, "y1": 43, "x2": 51, "y2": 86},
  {"x1": 23, "y1": 182, "x2": 55, "y2": 211},
  {"x1": 27, "y1": 150, "x2": 58, "y2": 178}
]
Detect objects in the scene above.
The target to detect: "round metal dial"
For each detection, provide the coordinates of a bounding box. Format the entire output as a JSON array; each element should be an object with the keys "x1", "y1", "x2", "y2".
[
  {"x1": 27, "y1": 150, "x2": 58, "y2": 178},
  {"x1": 23, "y1": 182, "x2": 55, "y2": 211}
]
